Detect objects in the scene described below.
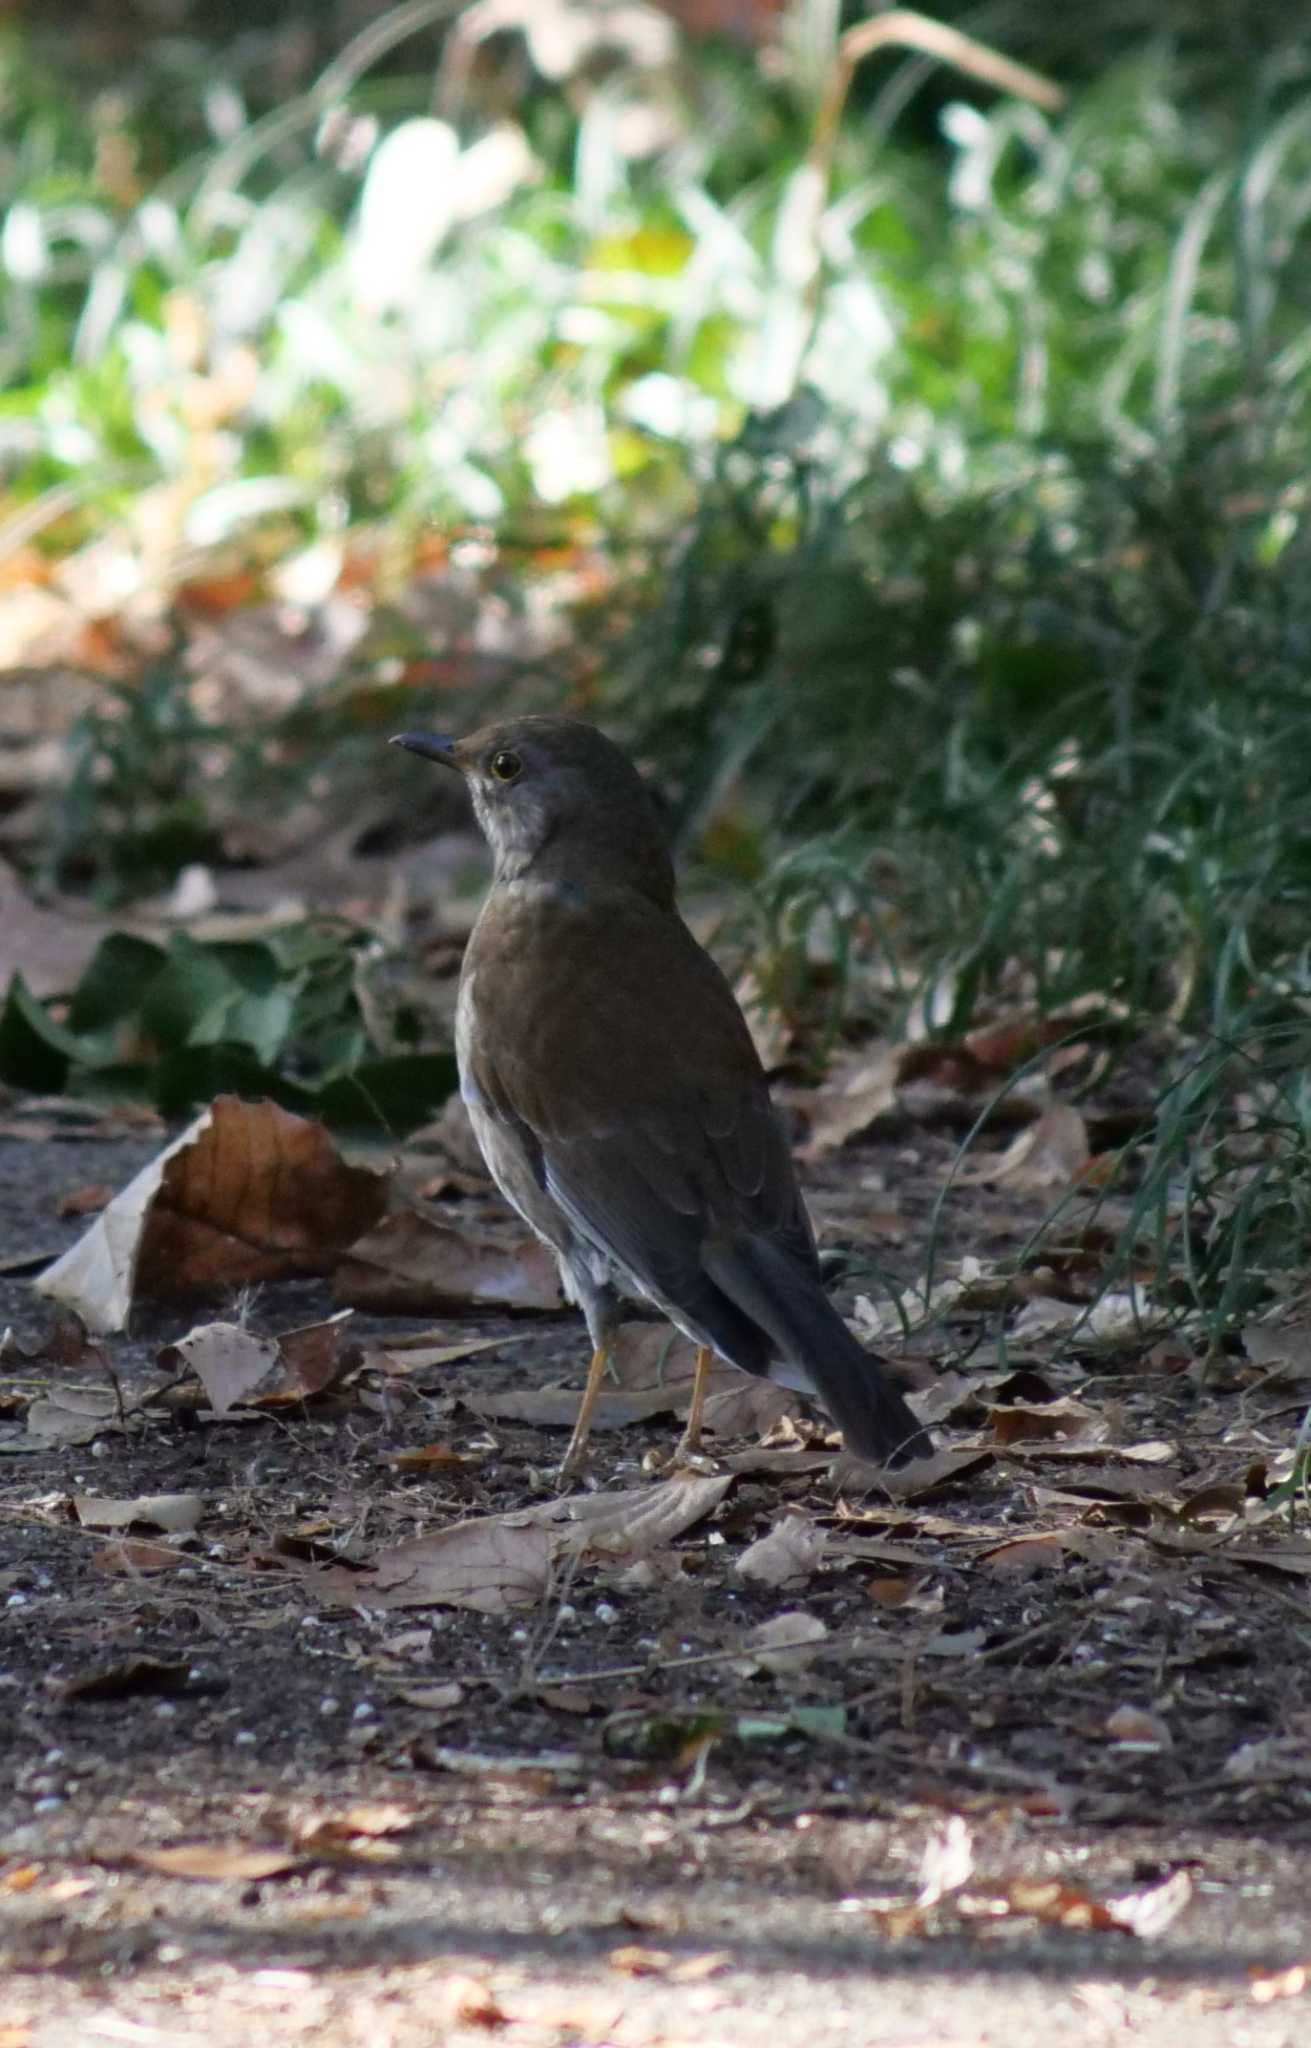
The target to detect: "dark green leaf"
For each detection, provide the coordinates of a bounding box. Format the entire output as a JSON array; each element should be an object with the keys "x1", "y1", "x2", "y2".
[
  {"x1": 0, "y1": 975, "x2": 77, "y2": 1091},
  {"x1": 67, "y1": 933, "x2": 168, "y2": 1033},
  {"x1": 315, "y1": 1053, "x2": 458, "y2": 1136},
  {"x1": 150, "y1": 1043, "x2": 318, "y2": 1120}
]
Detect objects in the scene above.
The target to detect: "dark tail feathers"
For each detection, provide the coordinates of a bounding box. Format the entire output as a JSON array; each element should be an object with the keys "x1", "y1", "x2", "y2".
[{"x1": 703, "y1": 1238, "x2": 931, "y2": 1467}]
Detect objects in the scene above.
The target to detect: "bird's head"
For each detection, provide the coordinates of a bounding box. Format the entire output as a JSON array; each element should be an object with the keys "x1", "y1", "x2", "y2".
[{"x1": 390, "y1": 715, "x2": 675, "y2": 905}]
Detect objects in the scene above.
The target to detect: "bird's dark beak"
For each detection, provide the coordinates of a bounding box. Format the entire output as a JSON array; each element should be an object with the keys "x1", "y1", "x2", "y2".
[{"x1": 390, "y1": 730, "x2": 461, "y2": 770}]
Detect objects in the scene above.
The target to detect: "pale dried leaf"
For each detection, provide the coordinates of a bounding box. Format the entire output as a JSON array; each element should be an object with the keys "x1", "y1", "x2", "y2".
[
  {"x1": 524, "y1": 1473, "x2": 733, "y2": 1561},
  {"x1": 802, "y1": 1044, "x2": 902, "y2": 1155},
  {"x1": 73, "y1": 1493, "x2": 203, "y2": 1534},
  {"x1": 306, "y1": 1517, "x2": 553, "y2": 1615},
  {"x1": 334, "y1": 1204, "x2": 562, "y2": 1314},
  {"x1": 958, "y1": 1104, "x2": 1090, "y2": 1191},
  {"x1": 37, "y1": 1097, "x2": 387, "y2": 1331},
  {"x1": 91, "y1": 1539, "x2": 191, "y2": 1575},
  {"x1": 132, "y1": 1843, "x2": 303, "y2": 1882},
  {"x1": 734, "y1": 1515, "x2": 827, "y2": 1587},
  {"x1": 163, "y1": 1324, "x2": 280, "y2": 1415},
  {"x1": 25, "y1": 1386, "x2": 127, "y2": 1445},
  {"x1": 734, "y1": 1610, "x2": 828, "y2": 1676}
]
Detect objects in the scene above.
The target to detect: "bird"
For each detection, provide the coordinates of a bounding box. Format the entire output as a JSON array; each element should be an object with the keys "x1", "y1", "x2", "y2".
[{"x1": 390, "y1": 716, "x2": 930, "y2": 1480}]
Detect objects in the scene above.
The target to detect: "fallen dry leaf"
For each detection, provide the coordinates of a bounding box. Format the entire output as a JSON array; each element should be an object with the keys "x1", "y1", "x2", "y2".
[
  {"x1": 365, "y1": 1333, "x2": 525, "y2": 1375},
  {"x1": 160, "y1": 1309, "x2": 357, "y2": 1414},
  {"x1": 958, "y1": 1103, "x2": 1090, "y2": 1190},
  {"x1": 734, "y1": 1515, "x2": 827, "y2": 1588},
  {"x1": 527, "y1": 1473, "x2": 733, "y2": 1562},
  {"x1": 830, "y1": 1443, "x2": 992, "y2": 1497},
  {"x1": 132, "y1": 1843, "x2": 304, "y2": 1882},
  {"x1": 24, "y1": 1386, "x2": 130, "y2": 1447},
  {"x1": 733, "y1": 1610, "x2": 828, "y2": 1676},
  {"x1": 305, "y1": 1517, "x2": 554, "y2": 1615},
  {"x1": 305, "y1": 1473, "x2": 732, "y2": 1613},
  {"x1": 289, "y1": 1803, "x2": 419, "y2": 1848},
  {"x1": 73, "y1": 1493, "x2": 204, "y2": 1534},
  {"x1": 159, "y1": 1323, "x2": 277, "y2": 1412},
  {"x1": 334, "y1": 1203, "x2": 562, "y2": 1314},
  {"x1": 91, "y1": 1539, "x2": 192, "y2": 1575},
  {"x1": 395, "y1": 1681, "x2": 464, "y2": 1711},
  {"x1": 36, "y1": 1096, "x2": 388, "y2": 1331},
  {"x1": 800, "y1": 1043, "x2": 902, "y2": 1155}
]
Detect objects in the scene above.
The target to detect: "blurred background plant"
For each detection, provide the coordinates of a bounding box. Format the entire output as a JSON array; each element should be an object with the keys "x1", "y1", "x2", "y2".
[{"x1": 4, "y1": 0, "x2": 1311, "y2": 1312}]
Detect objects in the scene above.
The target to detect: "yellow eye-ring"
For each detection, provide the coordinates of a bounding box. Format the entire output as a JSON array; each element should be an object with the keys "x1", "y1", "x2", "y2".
[{"x1": 489, "y1": 748, "x2": 522, "y2": 782}]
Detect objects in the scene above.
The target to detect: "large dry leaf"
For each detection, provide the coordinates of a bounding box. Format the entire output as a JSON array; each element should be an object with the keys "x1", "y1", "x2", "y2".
[
  {"x1": 73, "y1": 1493, "x2": 203, "y2": 1535},
  {"x1": 521, "y1": 1473, "x2": 734, "y2": 1561},
  {"x1": 302, "y1": 1473, "x2": 731, "y2": 1614},
  {"x1": 35, "y1": 1096, "x2": 388, "y2": 1331},
  {"x1": 305, "y1": 1517, "x2": 554, "y2": 1614},
  {"x1": 334, "y1": 1204, "x2": 562, "y2": 1314}
]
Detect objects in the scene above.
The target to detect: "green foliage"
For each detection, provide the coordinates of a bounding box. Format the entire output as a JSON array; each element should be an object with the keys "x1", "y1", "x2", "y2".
[
  {"x1": 0, "y1": 925, "x2": 455, "y2": 1135},
  {"x1": 7, "y1": 4, "x2": 1311, "y2": 1335}
]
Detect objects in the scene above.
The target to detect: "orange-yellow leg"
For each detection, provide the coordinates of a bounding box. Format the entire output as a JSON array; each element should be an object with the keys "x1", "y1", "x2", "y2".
[
  {"x1": 672, "y1": 1346, "x2": 714, "y2": 1463},
  {"x1": 559, "y1": 1344, "x2": 610, "y2": 1482}
]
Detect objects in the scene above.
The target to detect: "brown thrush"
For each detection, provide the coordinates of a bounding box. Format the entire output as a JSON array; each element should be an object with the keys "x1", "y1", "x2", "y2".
[{"x1": 391, "y1": 716, "x2": 930, "y2": 1479}]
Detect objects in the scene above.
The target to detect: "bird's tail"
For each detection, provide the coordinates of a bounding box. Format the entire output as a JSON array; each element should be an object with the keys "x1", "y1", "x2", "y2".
[{"x1": 704, "y1": 1238, "x2": 931, "y2": 1467}]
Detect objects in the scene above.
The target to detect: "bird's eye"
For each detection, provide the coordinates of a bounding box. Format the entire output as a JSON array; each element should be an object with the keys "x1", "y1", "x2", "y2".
[{"x1": 489, "y1": 748, "x2": 522, "y2": 783}]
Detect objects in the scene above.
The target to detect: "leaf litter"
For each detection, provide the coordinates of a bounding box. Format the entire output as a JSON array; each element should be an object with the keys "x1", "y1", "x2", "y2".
[{"x1": 6, "y1": 1018, "x2": 1311, "y2": 2027}]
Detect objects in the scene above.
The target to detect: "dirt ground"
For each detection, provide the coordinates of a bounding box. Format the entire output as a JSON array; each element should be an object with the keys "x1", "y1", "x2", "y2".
[{"x1": 3, "y1": 1120, "x2": 1311, "y2": 2048}]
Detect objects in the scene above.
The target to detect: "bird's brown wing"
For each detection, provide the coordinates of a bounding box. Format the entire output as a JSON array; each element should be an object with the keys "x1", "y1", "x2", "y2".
[
  {"x1": 463, "y1": 888, "x2": 814, "y2": 1307},
  {"x1": 464, "y1": 886, "x2": 930, "y2": 1464}
]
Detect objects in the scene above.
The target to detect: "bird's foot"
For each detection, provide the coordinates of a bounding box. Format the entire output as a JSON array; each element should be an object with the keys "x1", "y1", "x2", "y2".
[{"x1": 642, "y1": 1436, "x2": 719, "y2": 1479}]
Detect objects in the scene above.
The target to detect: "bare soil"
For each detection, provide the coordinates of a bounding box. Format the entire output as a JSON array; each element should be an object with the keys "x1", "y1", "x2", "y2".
[{"x1": 3, "y1": 1123, "x2": 1311, "y2": 2047}]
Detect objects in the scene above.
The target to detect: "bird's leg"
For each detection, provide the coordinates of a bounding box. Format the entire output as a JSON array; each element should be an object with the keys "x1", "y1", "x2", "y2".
[
  {"x1": 671, "y1": 1346, "x2": 713, "y2": 1464},
  {"x1": 558, "y1": 1343, "x2": 610, "y2": 1482}
]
